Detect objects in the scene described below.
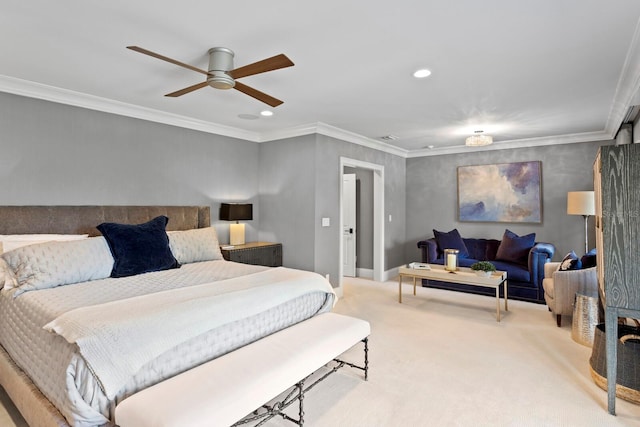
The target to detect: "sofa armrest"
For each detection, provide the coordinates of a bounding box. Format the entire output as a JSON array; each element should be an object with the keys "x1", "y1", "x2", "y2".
[
  {"x1": 544, "y1": 262, "x2": 561, "y2": 279},
  {"x1": 417, "y1": 238, "x2": 438, "y2": 263},
  {"x1": 528, "y1": 242, "x2": 555, "y2": 290}
]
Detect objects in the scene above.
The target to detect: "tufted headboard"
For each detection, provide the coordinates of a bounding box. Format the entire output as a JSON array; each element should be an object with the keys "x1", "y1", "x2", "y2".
[{"x1": 0, "y1": 206, "x2": 211, "y2": 236}]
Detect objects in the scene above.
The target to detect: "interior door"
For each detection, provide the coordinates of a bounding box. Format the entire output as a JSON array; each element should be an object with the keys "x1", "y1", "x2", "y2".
[{"x1": 343, "y1": 173, "x2": 357, "y2": 277}]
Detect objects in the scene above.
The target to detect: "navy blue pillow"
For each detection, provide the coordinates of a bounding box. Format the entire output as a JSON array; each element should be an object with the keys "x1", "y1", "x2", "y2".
[
  {"x1": 581, "y1": 248, "x2": 597, "y2": 269},
  {"x1": 559, "y1": 251, "x2": 583, "y2": 271},
  {"x1": 495, "y1": 229, "x2": 535, "y2": 266},
  {"x1": 97, "y1": 215, "x2": 180, "y2": 278},
  {"x1": 433, "y1": 228, "x2": 469, "y2": 258}
]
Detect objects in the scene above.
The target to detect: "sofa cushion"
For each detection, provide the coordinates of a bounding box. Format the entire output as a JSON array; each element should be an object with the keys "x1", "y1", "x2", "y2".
[
  {"x1": 559, "y1": 251, "x2": 582, "y2": 271},
  {"x1": 433, "y1": 228, "x2": 469, "y2": 258},
  {"x1": 495, "y1": 229, "x2": 535, "y2": 266},
  {"x1": 491, "y1": 260, "x2": 531, "y2": 284}
]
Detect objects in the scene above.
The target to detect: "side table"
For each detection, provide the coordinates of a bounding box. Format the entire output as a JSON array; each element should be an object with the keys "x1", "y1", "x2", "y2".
[{"x1": 220, "y1": 242, "x2": 283, "y2": 267}]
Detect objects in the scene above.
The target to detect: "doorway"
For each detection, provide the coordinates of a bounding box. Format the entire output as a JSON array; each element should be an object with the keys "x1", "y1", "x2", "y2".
[
  {"x1": 339, "y1": 157, "x2": 384, "y2": 289},
  {"x1": 342, "y1": 173, "x2": 357, "y2": 277}
]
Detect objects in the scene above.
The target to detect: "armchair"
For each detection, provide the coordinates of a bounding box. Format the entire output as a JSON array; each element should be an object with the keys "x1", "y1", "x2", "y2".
[{"x1": 542, "y1": 262, "x2": 598, "y2": 327}]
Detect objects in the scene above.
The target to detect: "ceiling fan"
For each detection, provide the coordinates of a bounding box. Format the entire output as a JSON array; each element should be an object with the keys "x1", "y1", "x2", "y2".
[{"x1": 126, "y1": 46, "x2": 294, "y2": 107}]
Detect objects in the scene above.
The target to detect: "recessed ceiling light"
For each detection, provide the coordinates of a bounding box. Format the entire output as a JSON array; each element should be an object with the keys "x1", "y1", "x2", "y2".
[
  {"x1": 413, "y1": 69, "x2": 432, "y2": 78},
  {"x1": 260, "y1": 110, "x2": 274, "y2": 117}
]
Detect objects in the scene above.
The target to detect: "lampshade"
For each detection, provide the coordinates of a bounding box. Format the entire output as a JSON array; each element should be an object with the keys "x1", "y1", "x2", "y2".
[
  {"x1": 567, "y1": 191, "x2": 595, "y2": 216},
  {"x1": 219, "y1": 203, "x2": 253, "y2": 221},
  {"x1": 465, "y1": 133, "x2": 493, "y2": 147}
]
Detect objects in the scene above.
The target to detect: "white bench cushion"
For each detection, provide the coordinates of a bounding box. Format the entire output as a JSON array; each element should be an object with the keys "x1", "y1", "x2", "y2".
[{"x1": 115, "y1": 312, "x2": 370, "y2": 427}]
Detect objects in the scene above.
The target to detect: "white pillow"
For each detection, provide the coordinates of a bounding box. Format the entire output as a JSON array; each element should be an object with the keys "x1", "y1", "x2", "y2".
[
  {"x1": 0, "y1": 234, "x2": 89, "y2": 253},
  {"x1": 0, "y1": 258, "x2": 17, "y2": 290},
  {"x1": 168, "y1": 227, "x2": 223, "y2": 264},
  {"x1": 1, "y1": 237, "x2": 114, "y2": 295}
]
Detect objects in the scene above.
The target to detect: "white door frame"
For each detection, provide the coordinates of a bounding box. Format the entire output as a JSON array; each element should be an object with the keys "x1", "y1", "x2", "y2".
[{"x1": 339, "y1": 157, "x2": 384, "y2": 289}]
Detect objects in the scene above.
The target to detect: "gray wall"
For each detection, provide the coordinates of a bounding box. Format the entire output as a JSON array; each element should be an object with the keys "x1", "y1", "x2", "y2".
[
  {"x1": 0, "y1": 92, "x2": 260, "y2": 243},
  {"x1": 259, "y1": 134, "x2": 406, "y2": 286},
  {"x1": 2, "y1": 91, "x2": 616, "y2": 286},
  {"x1": 405, "y1": 141, "x2": 613, "y2": 263},
  {"x1": 258, "y1": 134, "x2": 317, "y2": 272}
]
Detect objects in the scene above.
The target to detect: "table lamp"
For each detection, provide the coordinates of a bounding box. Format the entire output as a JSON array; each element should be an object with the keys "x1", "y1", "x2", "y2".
[
  {"x1": 567, "y1": 191, "x2": 595, "y2": 254},
  {"x1": 220, "y1": 203, "x2": 253, "y2": 246}
]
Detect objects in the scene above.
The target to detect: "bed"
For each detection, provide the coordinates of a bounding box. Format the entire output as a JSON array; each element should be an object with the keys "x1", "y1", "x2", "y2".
[{"x1": 0, "y1": 206, "x2": 336, "y2": 427}]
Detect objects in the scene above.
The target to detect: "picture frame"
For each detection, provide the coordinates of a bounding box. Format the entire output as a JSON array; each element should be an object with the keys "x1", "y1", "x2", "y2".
[{"x1": 457, "y1": 161, "x2": 542, "y2": 223}]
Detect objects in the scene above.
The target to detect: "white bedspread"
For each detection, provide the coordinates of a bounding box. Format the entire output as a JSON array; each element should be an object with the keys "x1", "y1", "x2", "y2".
[{"x1": 44, "y1": 267, "x2": 334, "y2": 400}]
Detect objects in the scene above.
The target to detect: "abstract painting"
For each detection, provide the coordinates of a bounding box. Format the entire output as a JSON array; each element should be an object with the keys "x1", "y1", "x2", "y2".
[{"x1": 457, "y1": 161, "x2": 542, "y2": 223}]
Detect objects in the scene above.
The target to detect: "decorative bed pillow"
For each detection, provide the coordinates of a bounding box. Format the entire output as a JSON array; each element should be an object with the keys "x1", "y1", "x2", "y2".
[
  {"x1": 168, "y1": 227, "x2": 223, "y2": 264},
  {"x1": 97, "y1": 215, "x2": 180, "y2": 278},
  {"x1": 0, "y1": 234, "x2": 88, "y2": 253},
  {"x1": 559, "y1": 251, "x2": 583, "y2": 271},
  {"x1": 433, "y1": 228, "x2": 469, "y2": 258},
  {"x1": 0, "y1": 258, "x2": 17, "y2": 290},
  {"x1": 495, "y1": 229, "x2": 535, "y2": 266},
  {"x1": 1, "y1": 237, "x2": 114, "y2": 294}
]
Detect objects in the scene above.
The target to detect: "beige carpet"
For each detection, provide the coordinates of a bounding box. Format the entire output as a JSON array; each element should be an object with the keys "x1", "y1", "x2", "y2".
[{"x1": 1, "y1": 277, "x2": 639, "y2": 426}]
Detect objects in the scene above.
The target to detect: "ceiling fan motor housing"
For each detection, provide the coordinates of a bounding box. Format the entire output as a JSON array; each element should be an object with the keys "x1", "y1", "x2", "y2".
[{"x1": 207, "y1": 47, "x2": 235, "y2": 90}]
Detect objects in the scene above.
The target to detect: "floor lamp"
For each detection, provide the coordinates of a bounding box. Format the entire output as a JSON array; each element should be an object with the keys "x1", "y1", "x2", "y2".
[{"x1": 567, "y1": 191, "x2": 595, "y2": 254}]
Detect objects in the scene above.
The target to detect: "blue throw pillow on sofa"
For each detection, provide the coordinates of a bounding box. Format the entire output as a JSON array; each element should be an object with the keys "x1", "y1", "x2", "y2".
[
  {"x1": 495, "y1": 229, "x2": 535, "y2": 266},
  {"x1": 559, "y1": 251, "x2": 583, "y2": 271},
  {"x1": 581, "y1": 248, "x2": 597, "y2": 268},
  {"x1": 433, "y1": 228, "x2": 469, "y2": 258},
  {"x1": 97, "y1": 215, "x2": 180, "y2": 278}
]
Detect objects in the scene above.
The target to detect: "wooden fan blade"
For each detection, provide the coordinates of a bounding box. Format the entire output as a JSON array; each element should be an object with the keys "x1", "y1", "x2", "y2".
[
  {"x1": 229, "y1": 54, "x2": 294, "y2": 79},
  {"x1": 127, "y1": 46, "x2": 208, "y2": 76},
  {"x1": 234, "y1": 81, "x2": 283, "y2": 107},
  {"x1": 165, "y1": 81, "x2": 209, "y2": 97}
]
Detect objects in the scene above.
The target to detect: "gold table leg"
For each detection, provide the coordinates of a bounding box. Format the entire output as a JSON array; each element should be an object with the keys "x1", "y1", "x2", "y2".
[
  {"x1": 504, "y1": 280, "x2": 508, "y2": 312},
  {"x1": 398, "y1": 275, "x2": 403, "y2": 303},
  {"x1": 495, "y1": 286, "x2": 501, "y2": 322}
]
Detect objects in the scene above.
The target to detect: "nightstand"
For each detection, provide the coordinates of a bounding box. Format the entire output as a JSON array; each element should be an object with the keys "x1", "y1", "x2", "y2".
[{"x1": 220, "y1": 242, "x2": 283, "y2": 267}]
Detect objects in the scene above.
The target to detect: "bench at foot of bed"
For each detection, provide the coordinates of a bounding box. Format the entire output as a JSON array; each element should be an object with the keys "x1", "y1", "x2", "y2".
[{"x1": 115, "y1": 312, "x2": 370, "y2": 427}]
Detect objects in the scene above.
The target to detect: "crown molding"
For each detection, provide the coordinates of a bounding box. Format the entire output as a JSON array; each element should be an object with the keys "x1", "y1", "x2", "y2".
[
  {"x1": 406, "y1": 130, "x2": 613, "y2": 158},
  {"x1": 0, "y1": 75, "x2": 261, "y2": 142},
  {"x1": 0, "y1": 73, "x2": 628, "y2": 160}
]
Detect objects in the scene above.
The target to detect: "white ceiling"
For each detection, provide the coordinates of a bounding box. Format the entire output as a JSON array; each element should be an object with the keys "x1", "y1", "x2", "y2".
[{"x1": 2, "y1": 1, "x2": 640, "y2": 157}]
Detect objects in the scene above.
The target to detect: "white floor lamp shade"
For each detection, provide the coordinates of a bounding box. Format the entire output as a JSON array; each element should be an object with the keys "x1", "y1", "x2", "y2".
[{"x1": 567, "y1": 191, "x2": 595, "y2": 254}]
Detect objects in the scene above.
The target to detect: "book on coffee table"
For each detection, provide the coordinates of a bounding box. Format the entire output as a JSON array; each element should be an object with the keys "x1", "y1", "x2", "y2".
[{"x1": 408, "y1": 262, "x2": 430, "y2": 270}]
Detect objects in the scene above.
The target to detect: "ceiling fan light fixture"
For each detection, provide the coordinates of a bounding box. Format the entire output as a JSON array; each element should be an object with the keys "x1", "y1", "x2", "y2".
[
  {"x1": 465, "y1": 130, "x2": 493, "y2": 147},
  {"x1": 207, "y1": 71, "x2": 235, "y2": 90},
  {"x1": 207, "y1": 48, "x2": 236, "y2": 90}
]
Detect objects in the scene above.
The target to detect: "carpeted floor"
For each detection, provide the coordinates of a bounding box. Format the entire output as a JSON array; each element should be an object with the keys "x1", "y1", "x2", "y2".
[
  {"x1": 1, "y1": 277, "x2": 639, "y2": 426},
  {"x1": 265, "y1": 277, "x2": 640, "y2": 426}
]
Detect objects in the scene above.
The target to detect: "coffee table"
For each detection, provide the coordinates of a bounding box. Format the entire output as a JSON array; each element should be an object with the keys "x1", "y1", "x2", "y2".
[{"x1": 398, "y1": 264, "x2": 508, "y2": 321}]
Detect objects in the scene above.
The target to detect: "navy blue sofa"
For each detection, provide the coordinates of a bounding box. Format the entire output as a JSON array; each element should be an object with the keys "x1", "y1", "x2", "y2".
[{"x1": 417, "y1": 237, "x2": 555, "y2": 303}]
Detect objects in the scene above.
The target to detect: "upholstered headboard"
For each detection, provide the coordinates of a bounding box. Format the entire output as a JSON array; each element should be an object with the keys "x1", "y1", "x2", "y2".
[{"x1": 0, "y1": 206, "x2": 211, "y2": 236}]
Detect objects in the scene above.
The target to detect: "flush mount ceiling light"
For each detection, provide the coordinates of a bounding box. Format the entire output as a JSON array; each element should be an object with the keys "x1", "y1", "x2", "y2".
[
  {"x1": 465, "y1": 130, "x2": 493, "y2": 147},
  {"x1": 260, "y1": 110, "x2": 274, "y2": 117},
  {"x1": 413, "y1": 68, "x2": 432, "y2": 78}
]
